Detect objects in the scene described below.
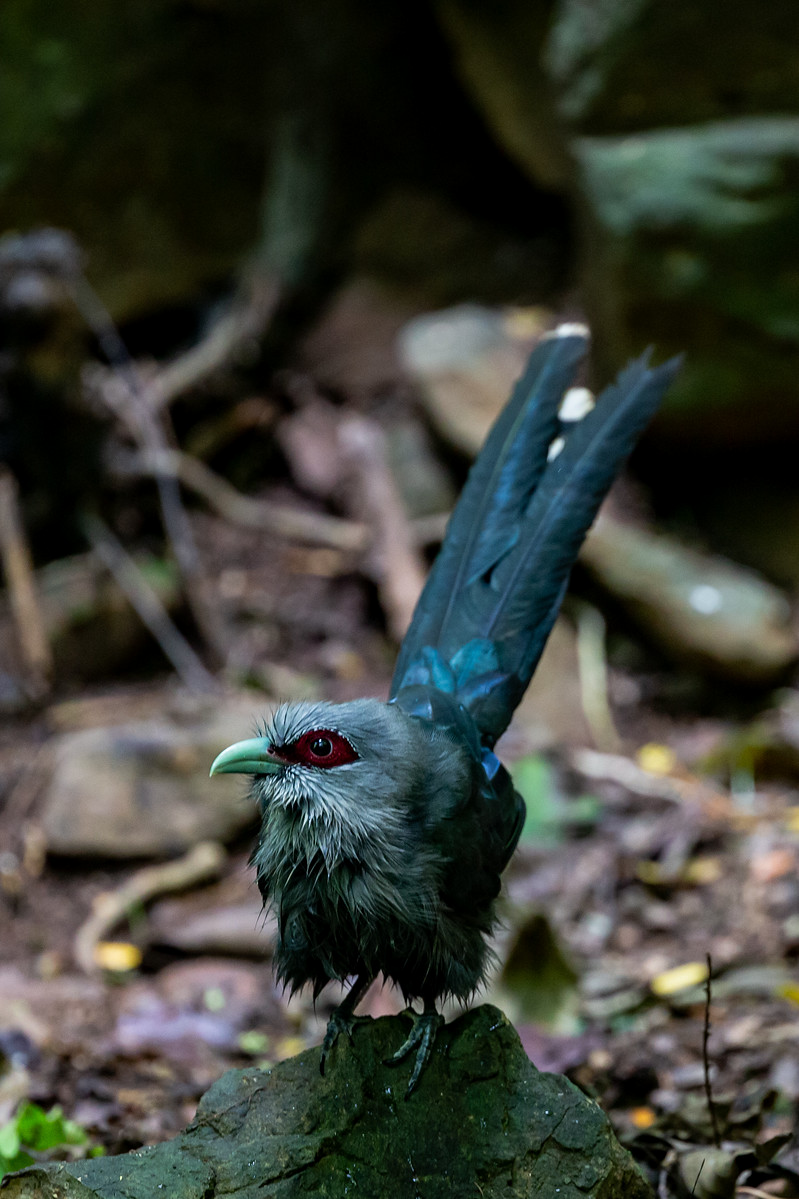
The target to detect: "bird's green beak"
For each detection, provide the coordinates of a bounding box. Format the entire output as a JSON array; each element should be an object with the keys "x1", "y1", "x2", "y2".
[{"x1": 209, "y1": 738, "x2": 283, "y2": 777}]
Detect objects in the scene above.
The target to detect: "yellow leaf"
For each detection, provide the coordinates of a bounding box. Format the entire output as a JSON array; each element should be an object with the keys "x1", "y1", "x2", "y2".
[
  {"x1": 636, "y1": 860, "x2": 666, "y2": 885},
  {"x1": 682, "y1": 856, "x2": 723, "y2": 885},
  {"x1": 238, "y1": 1030, "x2": 270, "y2": 1055},
  {"x1": 783, "y1": 807, "x2": 799, "y2": 833},
  {"x1": 93, "y1": 941, "x2": 142, "y2": 972},
  {"x1": 630, "y1": 1107, "x2": 656, "y2": 1129},
  {"x1": 650, "y1": 960, "x2": 708, "y2": 996},
  {"x1": 638, "y1": 855, "x2": 722, "y2": 887},
  {"x1": 777, "y1": 982, "x2": 799, "y2": 1006},
  {"x1": 637, "y1": 743, "x2": 676, "y2": 776}
]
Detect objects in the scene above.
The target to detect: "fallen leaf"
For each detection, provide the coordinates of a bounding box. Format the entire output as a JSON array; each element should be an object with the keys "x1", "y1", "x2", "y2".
[
  {"x1": 650, "y1": 961, "x2": 709, "y2": 997},
  {"x1": 776, "y1": 981, "x2": 799, "y2": 1006},
  {"x1": 637, "y1": 743, "x2": 677, "y2": 776},
  {"x1": 750, "y1": 847, "x2": 795, "y2": 883},
  {"x1": 92, "y1": 942, "x2": 142, "y2": 972},
  {"x1": 682, "y1": 856, "x2": 724, "y2": 885}
]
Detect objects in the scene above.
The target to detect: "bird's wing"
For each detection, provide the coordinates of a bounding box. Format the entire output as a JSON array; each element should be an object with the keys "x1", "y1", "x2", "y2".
[{"x1": 427, "y1": 758, "x2": 526, "y2": 926}]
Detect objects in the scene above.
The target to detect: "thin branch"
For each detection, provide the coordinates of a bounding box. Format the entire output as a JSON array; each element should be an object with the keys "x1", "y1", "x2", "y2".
[
  {"x1": 0, "y1": 467, "x2": 53, "y2": 695},
  {"x1": 69, "y1": 274, "x2": 228, "y2": 665},
  {"x1": 571, "y1": 748, "x2": 738, "y2": 825},
  {"x1": 574, "y1": 601, "x2": 621, "y2": 752},
  {"x1": 690, "y1": 1158, "x2": 705, "y2": 1197},
  {"x1": 120, "y1": 446, "x2": 449, "y2": 552},
  {"x1": 74, "y1": 841, "x2": 227, "y2": 974},
  {"x1": 703, "y1": 952, "x2": 721, "y2": 1148},
  {"x1": 133, "y1": 448, "x2": 368, "y2": 550},
  {"x1": 81, "y1": 512, "x2": 218, "y2": 693},
  {"x1": 151, "y1": 275, "x2": 279, "y2": 410},
  {"x1": 338, "y1": 417, "x2": 427, "y2": 642}
]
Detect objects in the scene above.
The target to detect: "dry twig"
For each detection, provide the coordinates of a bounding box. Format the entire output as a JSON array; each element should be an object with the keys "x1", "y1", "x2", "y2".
[
  {"x1": 338, "y1": 417, "x2": 427, "y2": 642},
  {"x1": 151, "y1": 276, "x2": 279, "y2": 410},
  {"x1": 71, "y1": 275, "x2": 228, "y2": 664},
  {"x1": 74, "y1": 840, "x2": 227, "y2": 973},
  {"x1": 120, "y1": 446, "x2": 450, "y2": 554},
  {"x1": 0, "y1": 467, "x2": 53, "y2": 695},
  {"x1": 571, "y1": 748, "x2": 742, "y2": 826},
  {"x1": 574, "y1": 601, "x2": 621, "y2": 753},
  {"x1": 703, "y1": 953, "x2": 721, "y2": 1148},
  {"x1": 131, "y1": 448, "x2": 367, "y2": 551},
  {"x1": 81, "y1": 512, "x2": 218, "y2": 693}
]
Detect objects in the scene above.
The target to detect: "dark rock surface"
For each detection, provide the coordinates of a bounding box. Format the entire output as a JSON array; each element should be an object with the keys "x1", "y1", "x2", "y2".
[
  {"x1": 438, "y1": 1, "x2": 799, "y2": 440},
  {"x1": 2, "y1": 1006, "x2": 652, "y2": 1198},
  {"x1": 578, "y1": 117, "x2": 799, "y2": 440}
]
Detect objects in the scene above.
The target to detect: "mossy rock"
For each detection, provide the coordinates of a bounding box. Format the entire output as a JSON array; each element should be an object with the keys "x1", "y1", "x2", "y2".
[
  {"x1": 578, "y1": 117, "x2": 799, "y2": 440},
  {"x1": 435, "y1": 2, "x2": 799, "y2": 440},
  {"x1": 3, "y1": 1006, "x2": 651, "y2": 1198}
]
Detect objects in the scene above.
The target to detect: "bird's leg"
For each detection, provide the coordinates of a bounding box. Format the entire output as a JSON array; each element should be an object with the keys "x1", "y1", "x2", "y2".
[
  {"x1": 385, "y1": 998, "x2": 444, "y2": 1097},
  {"x1": 319, "y1": 973, "x2": 373, "y2": 1076}
]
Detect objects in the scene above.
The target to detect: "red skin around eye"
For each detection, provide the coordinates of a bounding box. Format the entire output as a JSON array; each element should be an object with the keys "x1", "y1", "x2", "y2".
[{"x1": 273, "y1": 729, "x2": 359, "y2": 768}]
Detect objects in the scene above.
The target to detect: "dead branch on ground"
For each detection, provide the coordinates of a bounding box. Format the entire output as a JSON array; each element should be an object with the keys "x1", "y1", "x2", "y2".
[
  {"x1": 74, "y1": 841, "x2": 227, "y2": 974},
  {"x1": 0, "y1": 467, "x2": 53, "y2": 696},
  {"x1": 81, "y1": 513, "x2": 218, "y2": 693},
  {"x1": 338, "y1": 417, "x2": 427, "y2": 642}
]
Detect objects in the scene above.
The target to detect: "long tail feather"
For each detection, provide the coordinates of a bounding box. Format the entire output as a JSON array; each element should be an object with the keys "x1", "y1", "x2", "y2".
[
  {"x1": 392, "y1": 327, "x2": 588, "y2": 692},
  {"x1": 392, "y1": 329, "x2": 681, "y2": 746}
]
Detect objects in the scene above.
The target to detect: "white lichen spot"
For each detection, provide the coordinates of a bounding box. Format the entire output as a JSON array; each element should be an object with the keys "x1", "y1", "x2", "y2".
[{"x1": 689, "y1": 584, "x2": 723, "y2": 615}]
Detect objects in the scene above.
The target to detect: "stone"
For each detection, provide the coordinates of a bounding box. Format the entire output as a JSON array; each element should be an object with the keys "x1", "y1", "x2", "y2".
[
  {"x1": 2, "y1": 1006, "x2": 652, "y2": 1198},
  {"x1": 582, "y1": 513, "x2": 798, "y2": 683},
  {"x1": 148, "y1": 895, "x2": 274, "y2": 959},
  {"x1": 399, "y1": 303, "x2": 543, "y2": 456},
  {"x1": 7, "y1": 552, "x2": 178, "y2": 682},
  {"x1": 41, "y1": 699, "x2": 264, "y2": 858}
]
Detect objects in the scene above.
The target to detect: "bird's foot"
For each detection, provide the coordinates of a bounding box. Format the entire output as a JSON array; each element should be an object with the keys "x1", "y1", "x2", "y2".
[
  {"x1": 319, "y1": 1007, "x2": 370, "y2": 1076},
  {"x1": 385, "y1": 1006, "x2": 444, "y2": 1097}
]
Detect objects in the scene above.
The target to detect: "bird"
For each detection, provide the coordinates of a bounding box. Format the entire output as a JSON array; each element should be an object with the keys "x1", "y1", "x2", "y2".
[{"x1": 210, "y1": 324, "x2": 680, "y2": 1095}]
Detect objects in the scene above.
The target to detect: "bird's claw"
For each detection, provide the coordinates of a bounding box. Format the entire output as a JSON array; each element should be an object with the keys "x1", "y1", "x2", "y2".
[
  {"x1": 384, "y1": 1008, "x2": 444, "y2": 1097},
  {"x1": 319, "y1": 1007, "x2": 369, "y2": 1076}
]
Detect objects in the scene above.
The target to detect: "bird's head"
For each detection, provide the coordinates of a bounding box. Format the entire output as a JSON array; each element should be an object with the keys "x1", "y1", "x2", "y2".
[
  {"x1": 211, "y1": 696, "x2": 472, "y2": 857},
  {"x1": 211, "y1": 698, "x2": 439, "y2": 842},
  {"x1": 212, "y1": 699, "x2": 360, "y2": 806}
]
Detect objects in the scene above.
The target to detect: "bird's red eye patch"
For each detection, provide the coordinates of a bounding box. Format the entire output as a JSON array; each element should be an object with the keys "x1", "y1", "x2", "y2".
[{"x1": 275, "y1": 729, "x2": 359, "y2": 768}]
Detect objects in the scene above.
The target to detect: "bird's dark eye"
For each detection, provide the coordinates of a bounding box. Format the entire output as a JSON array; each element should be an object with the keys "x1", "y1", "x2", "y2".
[{"x1": 286, "y1": 728, "x2": 359, "y2": 768}]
